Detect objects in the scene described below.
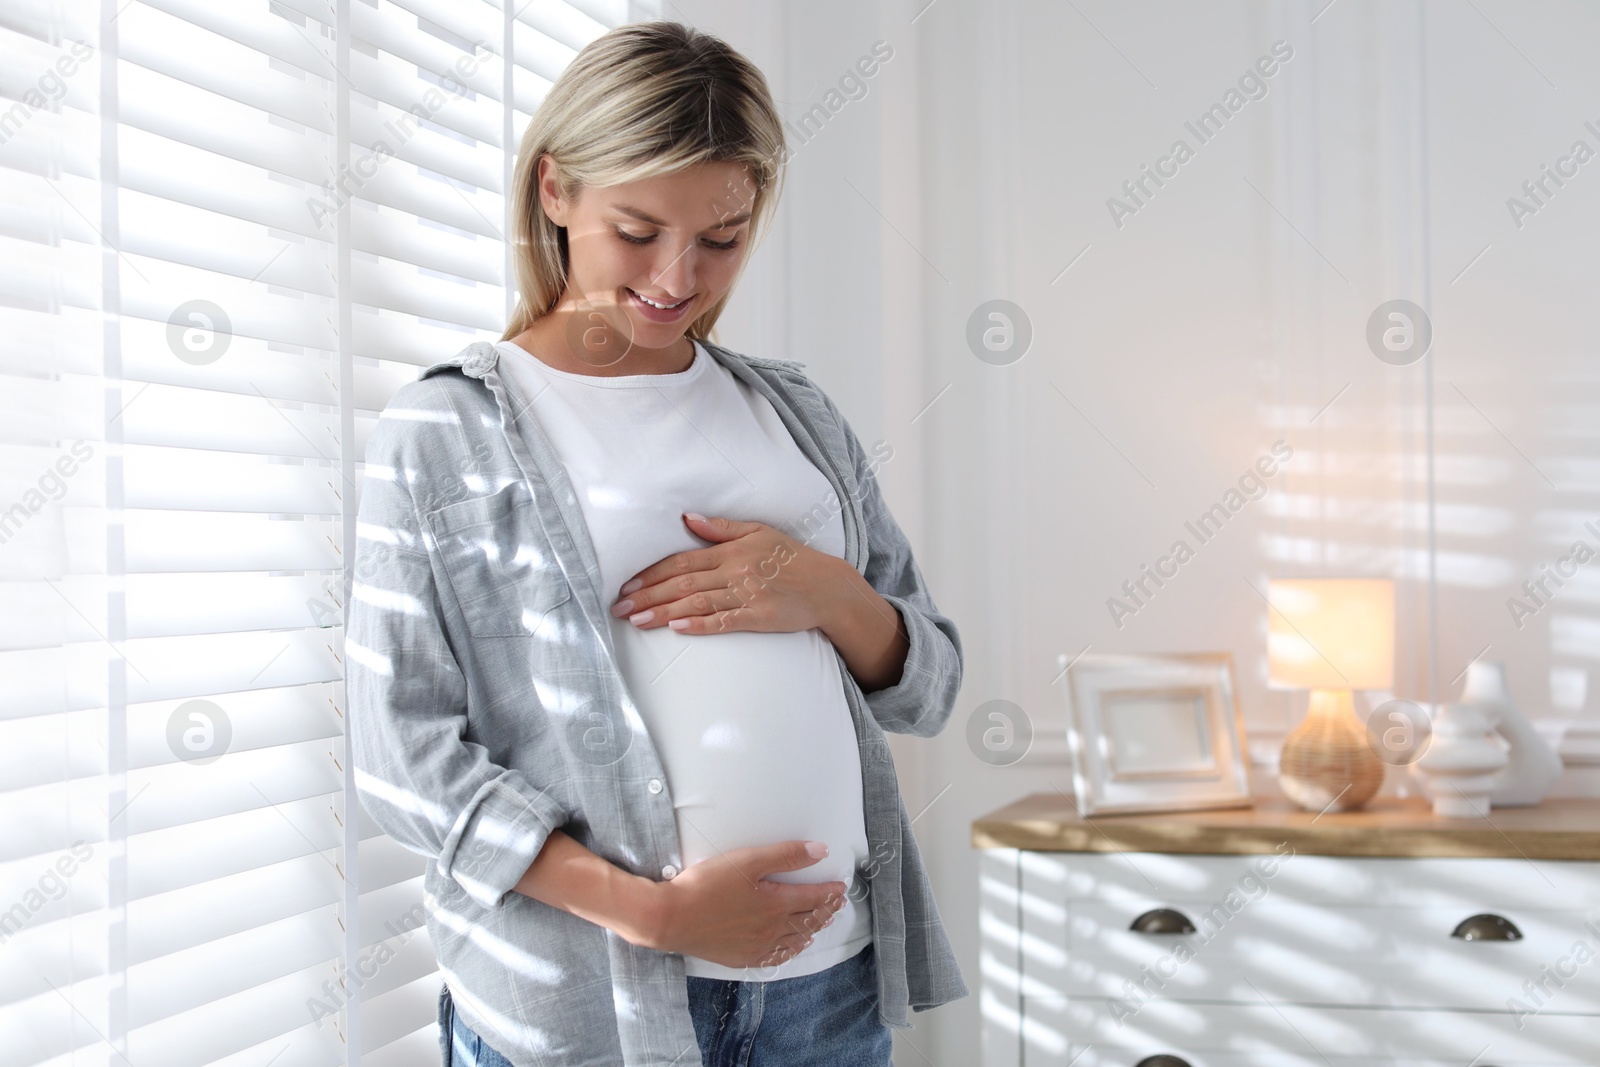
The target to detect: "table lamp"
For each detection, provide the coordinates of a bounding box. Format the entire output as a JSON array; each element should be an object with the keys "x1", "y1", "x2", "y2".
[{"x1": 1267, "y1": 578, "x2": 1394, "y2": 811}]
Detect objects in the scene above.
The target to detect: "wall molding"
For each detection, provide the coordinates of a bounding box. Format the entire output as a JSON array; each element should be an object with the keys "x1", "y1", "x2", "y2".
[
  {"x1": 1245, "y1": 720, "x2": 1600, "y2": 768},
  {"x1": 1023, "y1": 719, "x2": 1600, "y2": 771}
]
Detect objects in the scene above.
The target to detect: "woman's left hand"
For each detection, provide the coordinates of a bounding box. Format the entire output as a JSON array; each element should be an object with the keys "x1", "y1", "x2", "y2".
[{"x1": 610, "y1": 513, "x2": 848, "y2": 635}]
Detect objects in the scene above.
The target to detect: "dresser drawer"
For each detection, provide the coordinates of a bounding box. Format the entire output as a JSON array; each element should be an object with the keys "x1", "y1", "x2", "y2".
[
  {"x1": 1020, "y1": 850, "x2": 1600, "y2": 910},
  {"x1": 1020, "y1": 997, "x2": 1595, "y2": 1065},
  {"x1": 1016, "y1": 852, "x2": 1600, "y2": 1014},
  {"x1": 1064, "y1": 1049, "x2": 1575, "y2": 1067},
  {"x1": 1060, "y1": 899, "x2": 1600, "y2": 1013}
]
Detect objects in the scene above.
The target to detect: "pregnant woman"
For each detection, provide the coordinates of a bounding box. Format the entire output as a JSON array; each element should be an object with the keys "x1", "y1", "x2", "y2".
[{"x1": 349, "y1": 22, "x2": 965, "y2": 1067}]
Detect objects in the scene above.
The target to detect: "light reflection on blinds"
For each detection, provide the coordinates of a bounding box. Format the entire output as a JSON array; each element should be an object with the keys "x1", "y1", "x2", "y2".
[{"x1": 0, "y1": 0, "x2": 634, "y2": 1064}]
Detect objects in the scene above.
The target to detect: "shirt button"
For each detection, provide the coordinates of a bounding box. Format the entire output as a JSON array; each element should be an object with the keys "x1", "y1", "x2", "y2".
[
  {"x1": 661, "y1": 864, "x2": 678, "y2": 880},
  {"x1": 647, "y1": 778, "x2": 663, "y2": 794}
]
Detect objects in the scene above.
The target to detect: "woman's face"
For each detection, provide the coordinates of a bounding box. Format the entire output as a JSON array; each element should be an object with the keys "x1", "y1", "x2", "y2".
[{"x1": 540, "y1": 158, "x2": 756, "y2": 357}]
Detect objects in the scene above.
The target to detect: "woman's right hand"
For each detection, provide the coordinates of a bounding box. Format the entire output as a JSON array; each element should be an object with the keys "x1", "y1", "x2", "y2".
[{"x1": 640, "y1": 840, "x2": 848, "y2": 968}]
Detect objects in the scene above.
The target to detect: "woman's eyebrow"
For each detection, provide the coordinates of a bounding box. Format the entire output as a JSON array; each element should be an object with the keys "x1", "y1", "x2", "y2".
[
  {"x1": 613, "y1": 204, "x2": 751, "y2": 230},
  {"x1": 614, "y1": 205, "x2": 668, "y2": 226}
]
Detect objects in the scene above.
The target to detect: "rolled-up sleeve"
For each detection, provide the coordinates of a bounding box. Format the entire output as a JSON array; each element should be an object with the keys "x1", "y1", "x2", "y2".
[
  {"x1": 347, "y1": 392, "x2": 568, "y2": 908},
  {"x1": 815, "y1": 388, "x2": 964, "y2": 738}
]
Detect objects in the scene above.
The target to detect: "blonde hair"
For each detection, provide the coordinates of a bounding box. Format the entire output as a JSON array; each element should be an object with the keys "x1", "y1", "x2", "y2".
[{"x1": 502, "y1": 21, "x2": 786, "y2": 341}]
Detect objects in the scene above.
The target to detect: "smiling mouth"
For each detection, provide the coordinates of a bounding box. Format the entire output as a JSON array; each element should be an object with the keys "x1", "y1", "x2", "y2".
[{"x1": 627, "y1": 288, "x2": 692, "y2": 311}]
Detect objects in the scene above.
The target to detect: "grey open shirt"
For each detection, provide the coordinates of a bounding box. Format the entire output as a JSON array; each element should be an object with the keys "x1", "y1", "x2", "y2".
[{"x1": 348, "y1": 339, "x2": 967, "y2": 1066}]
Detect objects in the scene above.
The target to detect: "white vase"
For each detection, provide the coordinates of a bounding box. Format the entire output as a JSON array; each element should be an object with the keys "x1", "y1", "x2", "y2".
[
  {"x1": 1460, "y1": 661, "x2": 1563, "y2": 807},
  {"x1": 1414, "y1": 702, "x2": 1510, "y2": 817}
]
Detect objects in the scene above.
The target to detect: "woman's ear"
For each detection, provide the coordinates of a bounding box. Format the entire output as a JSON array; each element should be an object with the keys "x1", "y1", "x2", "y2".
[{"x1": 536, "y1": 154, "x2": 570, "y2": 226}]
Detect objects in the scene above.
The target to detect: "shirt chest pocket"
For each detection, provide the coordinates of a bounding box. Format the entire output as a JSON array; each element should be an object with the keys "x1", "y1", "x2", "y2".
[{"x1": 426, "y1": 486, "x2": 573, "y2": 638}]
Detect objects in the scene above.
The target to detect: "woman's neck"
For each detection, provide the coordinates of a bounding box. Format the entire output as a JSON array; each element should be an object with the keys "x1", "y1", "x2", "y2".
[{"x1": 510, "y1": 307, "x2": 695, "y2": 377}]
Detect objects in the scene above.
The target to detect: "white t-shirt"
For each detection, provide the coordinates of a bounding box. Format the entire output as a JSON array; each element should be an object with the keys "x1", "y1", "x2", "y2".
[{"x1": 496, "y1": 339, "x2": 872, "y2": 980}]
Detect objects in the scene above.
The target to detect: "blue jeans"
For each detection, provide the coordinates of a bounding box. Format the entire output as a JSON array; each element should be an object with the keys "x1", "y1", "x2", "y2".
[{"x1": 440, "y1": 944, "x2": 892, "y2": 1066}]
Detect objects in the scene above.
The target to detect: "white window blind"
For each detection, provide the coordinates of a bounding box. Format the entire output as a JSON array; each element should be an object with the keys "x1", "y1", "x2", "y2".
[{"x1": 0, "y1": 1, "x2": 644, "y2": 1064}]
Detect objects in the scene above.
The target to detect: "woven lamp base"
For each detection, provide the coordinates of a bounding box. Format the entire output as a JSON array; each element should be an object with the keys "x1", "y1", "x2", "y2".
[{"x1": 1278, "y1": 689, "x2": 1385, "y2": 812}]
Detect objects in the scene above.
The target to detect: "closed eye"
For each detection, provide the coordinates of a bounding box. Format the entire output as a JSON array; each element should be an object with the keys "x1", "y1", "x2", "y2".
[{"x1": 614, "y1": 228, "x2": 743, "y2": 252}]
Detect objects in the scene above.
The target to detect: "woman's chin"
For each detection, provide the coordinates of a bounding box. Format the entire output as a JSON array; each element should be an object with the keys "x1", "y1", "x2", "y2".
[{"x1": 629, "y1": 321, "x2": 692, "y2": 351}]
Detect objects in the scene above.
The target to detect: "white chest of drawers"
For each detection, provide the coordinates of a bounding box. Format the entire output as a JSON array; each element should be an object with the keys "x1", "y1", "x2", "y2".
[{"x1": 973, "y1": 796, "x2": 1600, "y2": 1067}]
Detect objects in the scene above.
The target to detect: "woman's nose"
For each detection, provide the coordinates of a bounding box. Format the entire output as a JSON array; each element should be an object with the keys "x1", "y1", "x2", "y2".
[{"x1": 648, "y1": 241, "x2": 698, "y2": 297}]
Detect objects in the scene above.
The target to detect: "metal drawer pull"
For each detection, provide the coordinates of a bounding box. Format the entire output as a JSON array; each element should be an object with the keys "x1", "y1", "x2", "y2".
[
  {"x1": 1134, "y1": 1057, "x2": 1193, "y2": 1067},
  {"x1": 1451, "y1": 913, "x2": 1523, "y2": 941},
  {"x1": 1130, "y1": 908, "x2": 1197, "y2": 935}
]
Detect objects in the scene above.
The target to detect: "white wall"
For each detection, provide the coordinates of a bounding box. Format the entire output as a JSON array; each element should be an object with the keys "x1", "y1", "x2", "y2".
[{"x1": 678, "y1": 1, "x2": 1600, "y2": 1064}]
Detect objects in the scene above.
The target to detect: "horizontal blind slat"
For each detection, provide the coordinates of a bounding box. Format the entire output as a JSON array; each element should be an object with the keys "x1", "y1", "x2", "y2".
[
  {"x1": 125, "y1": 511, "x2": 343, "y2": 573},
  {"x1": 117, "y1": 64, "x2": 330, "y2": 186},
  {"x1": 342, "y1": 164, "x2": 505, "y2": 241},
  {"x1": 346, "y1": 94, "x2": 505, "y2": 194},
  {"x1": 120, "y1": 259, "x2": 339, "y2": 354},
  {"x1": 119, "y1": 131, "x2": 337, "y2": 248},
  {"x1": 383, "y1": 0, "x2": 502, "y2": 59},
  {"x1": 119, "y1": 343, "x2": 342, "y2": 409},
  {"x1": 3, "y1": 736, "x2": 341, "y2": 862},
  {"x1": 351, "y1": 203, "x2": 501, "y2": 284},
  {"x1": 118, "y1": 384, "x2": 340, "y2": 457},
  {"x1": 348, "y1": 48, "x2": 501, "y2": 148},
  {"x1": 356, "y1": 833, "x2": 427, "y2": 896},
  {"x1": 350, "y1": 308, "x2": 496, "y2": 368},
  {"x1": 119, "y1": 8, "x2": 334, "y2": 135},
  {"x1": 128, "y1": 851, "x2": 345, "y2": 967},
  {"x1": 127, "y1": 572, "x2": 347, "y2": 637},
  {"x1": 512, "y1": 0, "x2": 610, "y2": 52},
  {"x1": 511, "y1": 22, "x2": 578, "y2": 90},
  {"x1": 358, "y1": 971, "x2": 446, "y2": 1063},
  {"x1": 126, "y1": 451, "x2": 344, "y2": 514},
  {"x1": 363, "y1": 1018, "x2": 443, "y2": 1067},
  {"x1": 0, "y1": 306, "x2": 101, "y2": 378},
  {"x1": 127, "y1": 904, "x2": 344, "y2": 1032},
  {"x1": 7, "y1": 851, "x2": 348, "y2": 1011},
  {"x1": 351, "y1": 253, "x2": 504, "y2": 328}
]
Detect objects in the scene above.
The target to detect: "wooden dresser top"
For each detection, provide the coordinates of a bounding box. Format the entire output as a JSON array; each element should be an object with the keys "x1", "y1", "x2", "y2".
[{"x1": 971, "y1": 794, "x2": 1600, "y2": 860}]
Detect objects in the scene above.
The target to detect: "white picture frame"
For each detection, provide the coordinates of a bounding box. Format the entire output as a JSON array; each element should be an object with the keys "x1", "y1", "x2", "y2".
[{"x1": 1063, "y1": 652, "x2": 1252, "y2": 815}]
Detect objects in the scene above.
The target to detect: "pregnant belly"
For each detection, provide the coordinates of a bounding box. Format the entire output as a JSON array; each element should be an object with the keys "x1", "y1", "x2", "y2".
[{"x1": 612, "y1": 622, "x2": 870, "y2": 885}]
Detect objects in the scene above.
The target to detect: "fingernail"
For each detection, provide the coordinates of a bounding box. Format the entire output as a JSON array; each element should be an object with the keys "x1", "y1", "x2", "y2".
[
  {"x1": 668, "y1": 618, "x2": 690, "y2": 631},
  {"x1": 612, "y1": 599, "x2": 635, "y2": 617},
  {"x1": 629, "y1": 610, "x2": 653, "y2": 625},
  {"x1": 804, "y1": 841, "x2": 828, "y2": 859},
  {"x1": 684, "y1": 511, "x2": 705, "y2": 522},
  {"x1": 620, "y1": 578, "x2": 642, "y2": 595}
]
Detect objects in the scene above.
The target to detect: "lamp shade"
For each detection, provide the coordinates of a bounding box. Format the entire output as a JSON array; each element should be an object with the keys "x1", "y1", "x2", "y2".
[{"x1": 1267, "y1": 578, "x2": 1395, "y2": 690}]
